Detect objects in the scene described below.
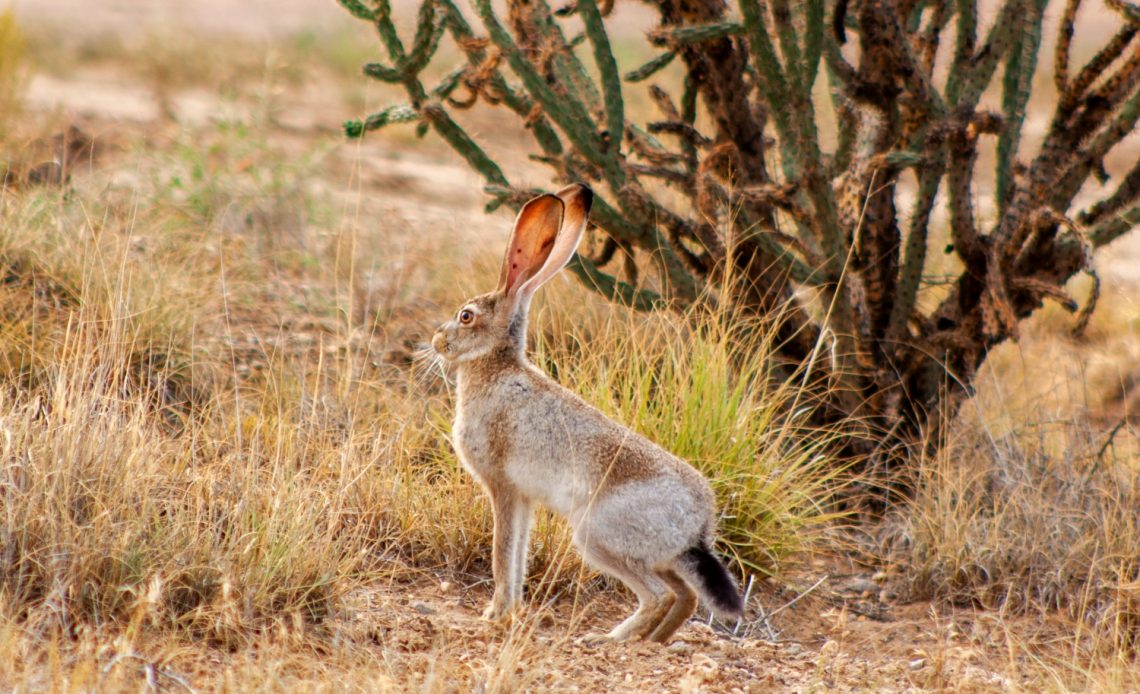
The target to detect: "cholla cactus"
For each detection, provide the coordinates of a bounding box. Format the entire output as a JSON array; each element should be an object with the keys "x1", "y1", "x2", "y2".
[{"x1": 340, "y1": 0, "x2": 1140, "y2": 488}]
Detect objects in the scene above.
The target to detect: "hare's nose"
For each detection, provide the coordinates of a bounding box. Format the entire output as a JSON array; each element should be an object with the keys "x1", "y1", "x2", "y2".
[{"x1": 431, "y1": 331, "x2": 447, "y2": 353}]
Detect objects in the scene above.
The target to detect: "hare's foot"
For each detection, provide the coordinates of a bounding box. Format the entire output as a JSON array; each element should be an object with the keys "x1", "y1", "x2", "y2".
[
  {"x1": 481, "y1": 595, "x2": 516, "y2": 623},
  {"x1": 605, "y1": 600, "x2": 672, "y2": 642},
  {"x1": 576, "y1": 631, "x2": 619, "y2": 647},
  {"x1": 577, "y1": 599, "x2": 673, "y2": 647}
]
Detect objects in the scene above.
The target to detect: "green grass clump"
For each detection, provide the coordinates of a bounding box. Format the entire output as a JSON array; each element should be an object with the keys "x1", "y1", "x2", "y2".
[{"x1": 535, "y1": 293, "x2": 848, "y2": 575}]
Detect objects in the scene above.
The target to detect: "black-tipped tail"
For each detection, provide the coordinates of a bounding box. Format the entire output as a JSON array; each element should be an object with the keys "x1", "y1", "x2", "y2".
[{"x1": 683, "y1": 544, "x2": 744, "y2": 618}]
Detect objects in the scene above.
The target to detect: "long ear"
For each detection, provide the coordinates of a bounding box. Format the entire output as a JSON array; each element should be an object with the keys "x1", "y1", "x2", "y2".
[
  {"x1": 512, "y1": 183, "x2": 593, "y2": 311},
  {"x1": 497, "y1": 193, "x2": 565, "y2": 306}
]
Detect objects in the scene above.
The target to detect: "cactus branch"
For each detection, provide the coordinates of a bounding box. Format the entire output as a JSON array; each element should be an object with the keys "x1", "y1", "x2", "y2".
[
  {"x1": 997, "y1": 0, "x2": 1044, "y2": 212},
  {"x1": 424, "y1": 104, "x2": 509, "y2": 185},
  {"x1": 738, "y1": 0, "x2": 795, "y2": 169},
  {"x1": 1106, "y1": 0, "x2": 1140, "y2": 22},
  {"x1": 888, "y1": 162, "x2": 943, "y2": 342},
  {"x1": 957, "y1": 0, "x2": 1022, "y2": 108},
  {"x1": 577, "y1": 0, "x2": 624, "y2": 151},
  {"x1": 1081, "y1": 160, "x2": 1140, "y2": 228},
  {"x1": 472, "y1": 0, "x2": 605, "y2": 165},
  {"x1": 804, "y1": 0, "x2": 824, "y2": 89},
  {"x1": 1055, "y1": 0, "x2": 1081, "y2": 92},
  {"x1": 1090, "y1": 203, "x2": 1140, "y2": 247},
  {"x1": 567, "y1": 255, "x2": 664, "y2": 311},
  {"x1": 946, "y1": 0, "x2": 978, "y2": 102},
  {"x1": 625, "y1": 51, "x2": 675, "y2": 82},
  {"x1": 337, "y1": 0, "x2": 376, "y2": 21},
  {"x1": 651, "y1": 21, "x2": 743, "y2": 44}
]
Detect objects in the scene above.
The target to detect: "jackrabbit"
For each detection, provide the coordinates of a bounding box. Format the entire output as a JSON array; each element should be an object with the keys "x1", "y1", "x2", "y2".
[{"x1": 431, "y1": 183, "x2": 743, "y2": 643}]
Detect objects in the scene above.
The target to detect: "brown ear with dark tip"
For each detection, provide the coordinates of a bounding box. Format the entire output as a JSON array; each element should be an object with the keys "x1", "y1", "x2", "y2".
[
  {"x1": 553, "y1": 184, "x2": 593, "y2": 245},
  {"x1": 497, "y1": 193, "x2": 565, "y2": 301}
]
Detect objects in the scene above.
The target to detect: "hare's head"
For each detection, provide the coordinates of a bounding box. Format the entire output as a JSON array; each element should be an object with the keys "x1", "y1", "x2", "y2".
[{"x1": 432, "y1": 183, "x2": 593, "y2": 365}]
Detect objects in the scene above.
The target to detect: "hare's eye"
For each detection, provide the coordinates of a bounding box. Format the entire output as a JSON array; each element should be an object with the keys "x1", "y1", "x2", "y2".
[{"x1": 458, "y1": 309, "x2": 475, "y2": 325}]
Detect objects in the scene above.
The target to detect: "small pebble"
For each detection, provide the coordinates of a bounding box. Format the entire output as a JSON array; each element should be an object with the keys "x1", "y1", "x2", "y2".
[
  {"x1": 909, "y1": 658, "x2": 926, "y2": 671},
  {"x1": 689, "y1": 653, "x2": 718, "y2": 674},
  {"x1": 411, "y1": 602, "x2": 436, "y2": 615},
  {"x1": 844, "y1": 578, "x2": 879, "y2": 595}
]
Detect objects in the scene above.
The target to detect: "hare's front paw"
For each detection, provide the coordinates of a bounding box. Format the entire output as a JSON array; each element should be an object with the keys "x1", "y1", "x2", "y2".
[
  {"x1": 481, "y1": 597, "x2": 515, "y2": 622},
  {"x1": 576, "y1": 632, "x2": 619, "y2": 647}
]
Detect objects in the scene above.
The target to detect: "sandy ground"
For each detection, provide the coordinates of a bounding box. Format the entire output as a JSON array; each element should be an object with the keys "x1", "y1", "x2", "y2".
[
  {"x1": 311, "y1": 572, "x2": 1022, "y2": 692},
  {"x1": 11, "y1": 0, "x2": 350, "y2": 39}
]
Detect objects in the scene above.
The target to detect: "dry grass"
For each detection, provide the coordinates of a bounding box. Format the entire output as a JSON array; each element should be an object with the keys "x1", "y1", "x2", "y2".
[
  {"x1": 885, "y1": 416, "x2": 1138, "y2": 632},
  {"x1": 875, "y1": 312, "x2": 1140, "y2": 690}
]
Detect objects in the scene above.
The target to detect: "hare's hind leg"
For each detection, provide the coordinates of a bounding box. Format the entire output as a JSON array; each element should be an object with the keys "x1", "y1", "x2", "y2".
[
  {"x1": 646, "y1": 568, "x2": 698, "y2": 643},
  {"x1": 579, "y1": 544, "x2": 672, "y2": 642}
]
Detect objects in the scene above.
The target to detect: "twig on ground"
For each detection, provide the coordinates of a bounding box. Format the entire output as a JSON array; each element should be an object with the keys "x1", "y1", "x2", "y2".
[
  {"x1": 101, "y1": 653, "x2": 198, "y2": 694},
  {"x1": 733, "y1": 574, "x2": 756, "y2": 636},
  {"x1": 764, "y1": 574, "x2": 828, "y2": 622}
]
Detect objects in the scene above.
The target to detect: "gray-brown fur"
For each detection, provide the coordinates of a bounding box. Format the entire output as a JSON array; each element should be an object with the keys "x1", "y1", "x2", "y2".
[{"x1": 432, "y1": 184, "x2": 743, "y2": 643}]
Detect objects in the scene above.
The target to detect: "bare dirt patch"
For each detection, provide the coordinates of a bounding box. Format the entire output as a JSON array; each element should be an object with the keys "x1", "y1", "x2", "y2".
[{"x1": 139, "y1": 571, "x2": 1022, "y2": 693}]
